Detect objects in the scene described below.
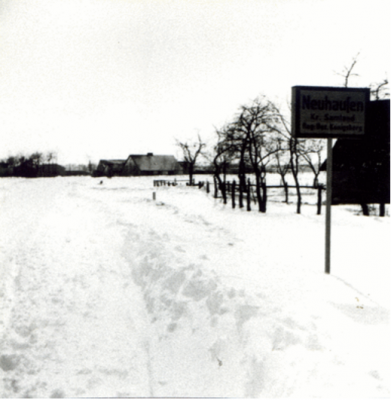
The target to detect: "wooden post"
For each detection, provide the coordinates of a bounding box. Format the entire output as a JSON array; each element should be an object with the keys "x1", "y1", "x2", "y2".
[
  {"x1": 325, "y1": 138, "x2": 333, "y2": 274},
  {"x1": 232, "y1": 180, "x2": 236, "y2": 209},
  {"x1": 239, "y1": 181, "x2": 243, "y2": 208},
  {"x1": 153, "y1": 192, "x2": 156, "y2": 201},
  {"x1": 206, "y1": 181, "x2": 210, "y2": 194},
  {"x1": 247, "y1": 183, "x2": 251, "y2": 211}
]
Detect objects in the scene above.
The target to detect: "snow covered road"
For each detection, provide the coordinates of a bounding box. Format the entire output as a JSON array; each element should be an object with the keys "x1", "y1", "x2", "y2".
[
  {"x1": 0, "y1": 179, "x2": 153, "y2": 397},
  {"x1": 0, "y1": 177, "x2": 390, "y2": 397}
]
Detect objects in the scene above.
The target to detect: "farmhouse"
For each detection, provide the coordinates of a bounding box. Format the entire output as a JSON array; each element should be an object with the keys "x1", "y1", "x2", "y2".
[
  {"x1": 38, "y1": 164, "x2": 66, "y2": 177},
  {"x1": 322, "y1": 99, "x2": 390, "y2": 205},
  {"x1": 95, "y1": 159, "x2": 126, "y2": 177},
  {"x1": 122, "y1": 153, "x2": 182, "y2": 176},
  {"x1": 95, "y1": 154, "x2": 182, "y2": 177}
]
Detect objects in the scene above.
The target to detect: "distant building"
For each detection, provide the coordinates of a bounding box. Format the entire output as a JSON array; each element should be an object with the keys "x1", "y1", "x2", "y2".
[
  {"x1": 123, "y1": 153, "x2": 182, "y2": 176},
  {"x1": 38, "y1": 164, "x2": 66, "y2": 177},
  {"x1": 95, "y1": 159, "x2": 126, "y2": 177},
  {"x1": 95, "y1": 154, "x2": 182, "y2": 177},
  {"x1": 322, "y1": 99, "x2": 390, "y2": 205}
]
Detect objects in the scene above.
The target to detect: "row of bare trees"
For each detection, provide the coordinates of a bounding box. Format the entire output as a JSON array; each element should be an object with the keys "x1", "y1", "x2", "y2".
[
  {"x1": 0, "y1": 151, "x2": 58, "y2": 177},
  {"x1": 211, "y1": 96, "x2": 325, "y2": 214},
  {"x1": 1, "y1": 152, "x2": 98, "y2": 177},
  {"x1": 176, "y1": 55, "x2": 388, "y2": 215},
  {"x1": 175, "y1": 99, "x2": 326, "y2": 214}
]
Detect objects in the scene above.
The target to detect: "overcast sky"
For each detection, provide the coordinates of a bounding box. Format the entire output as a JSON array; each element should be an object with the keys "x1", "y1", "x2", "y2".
[{"x1": 0, "y1": 0, "x2": 389, "y2": 164}]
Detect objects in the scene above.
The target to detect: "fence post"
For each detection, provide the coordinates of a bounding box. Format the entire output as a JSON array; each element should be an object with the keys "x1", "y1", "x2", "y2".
[
  {"x1": 239, "y1": 181, "x2": 243, "y2": 208},
  {"x1": 247, "y1": 183, "x2": 251, "y2": 211},
  {"x1": 232, "y1": 180, "x2": 236, "y2": 209},
  {"x1": 206, "y1": 181, "x2": 210, "y2": 194}
]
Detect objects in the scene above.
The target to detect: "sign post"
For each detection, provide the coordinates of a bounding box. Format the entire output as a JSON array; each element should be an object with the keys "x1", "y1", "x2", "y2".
[
  {"x1": 292, "y1": 86, "x2": 369, "y2": 274},
  {"x1": 325, "y1": 138, "x2": 333, "y2": 274}
]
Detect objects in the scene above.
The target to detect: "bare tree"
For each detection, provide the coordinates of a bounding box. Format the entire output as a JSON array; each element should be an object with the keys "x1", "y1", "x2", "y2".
[
  {"x1": 335, "y1": 53, "x2": 360, "y2": 88},
  {"x1": 239, "y1": 98, "x2": 281, "y2": 212},
  {"x1": 273, "y1": 137, "x2": 291, "y2": 203},
  {"x1": 337, "y1": 55, "x2": 373, "y2": 215},
  {"x1": 30, "y1": 152, "x2": 43, "y2": 169},
  {"x1": 176, "y1": 134, "x2": 206, "y2": 185},
  {"x1": 45, "y1": 151, "x2": 57, "y2": 176},
  {"x1": 87, "y1": 161, "x2": 96, "y2": 174},
  {"x1": 211, "y1": 124, "x2": 236, "y2": 202},
  {"x1": 300, "y1": 139, "x2": 325, "y2": 187},
  {"x1": 272, "y1": 103, "x2": 304, "y2": 214},
  {"x1": 370, "y1": 78, "x2": 389, "y2": 100}
]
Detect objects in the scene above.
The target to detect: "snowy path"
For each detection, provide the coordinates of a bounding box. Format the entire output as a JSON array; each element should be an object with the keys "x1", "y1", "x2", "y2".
[
  {"x1": 0, "y1": 180, "x2": 152, "y2": 397},
  {"x1": 0, "y1": 177, "x2": 389, "y2": 398}
]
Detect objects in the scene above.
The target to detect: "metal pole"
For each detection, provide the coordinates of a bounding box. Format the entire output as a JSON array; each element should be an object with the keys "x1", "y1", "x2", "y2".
[{"x1": 325, "y1": 138, "x2": 333, "y2": 274}]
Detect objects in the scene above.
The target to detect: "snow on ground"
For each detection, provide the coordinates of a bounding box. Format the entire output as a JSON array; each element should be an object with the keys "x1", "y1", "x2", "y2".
[{"x1": 0, "y1": 175, "x2": 389, "y2": 398}]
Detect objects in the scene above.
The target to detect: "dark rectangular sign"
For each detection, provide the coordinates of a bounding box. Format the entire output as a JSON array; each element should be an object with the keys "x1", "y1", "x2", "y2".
[{"x1": 292, "y1": 86, "x2": 370, "y2": 138}]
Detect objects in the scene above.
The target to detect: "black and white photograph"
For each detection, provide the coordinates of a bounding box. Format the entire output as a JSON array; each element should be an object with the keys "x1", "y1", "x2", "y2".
[{"x1": 0, "y1": 0, "x2": 389, "y2": 398}]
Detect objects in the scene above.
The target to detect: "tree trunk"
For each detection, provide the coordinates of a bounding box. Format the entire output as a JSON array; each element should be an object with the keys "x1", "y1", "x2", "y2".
[
  {"x1": 290, "y1": 139, "x2": 301, "y2": 214},
  {"x1": 284, "y1": 182, "x2": 289, "y2": 203},
  {"x1": 214, "y1": 174, "x2": 221, "y2": 199},
  {"x1": 280, "y1": 176, "x2": 289, "y2": 203},
  {"x1": 239, "y1": 180, "x2": 244, "y2": 208},
  {"x1": 247, "y1": 180, "x2": 251, "y2": 211},
  {"x1": 380, "y1": 203, "x2": 385, "y2": 217},
  {"x1": 232, "y1": 180, "x2": 236, "y2": 209},
  {"x1": 255, "y1": 173, "x2": 262, "y2": 212},
  {"x1": 361, "y1": 203, "x2": 369, "y2": 216},
  {"x1": 317, "y1": 186, "x2": 322, "y2": 215},
  {"x1": 222, "y1": 182, "x2": 227, "y2": 204},
  {"x1": 238, "y1": 161, "x2": 246, "y2": 209},
  {"x1": 189, "y1": 164, "x2": 194, "y2": 185},
  {"x1": 261, "y1": 181, "x2": 267, "y2": 213}
]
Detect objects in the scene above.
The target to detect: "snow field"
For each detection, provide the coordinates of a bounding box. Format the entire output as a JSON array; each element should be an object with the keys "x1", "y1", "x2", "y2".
[{"x1": 0, "y1": 176, "x2": 389, "y2": 397}]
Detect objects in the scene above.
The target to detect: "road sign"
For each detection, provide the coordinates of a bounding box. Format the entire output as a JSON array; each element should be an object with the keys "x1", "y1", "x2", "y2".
[
  {"x1": 291, "y1": 85, "x2": 370, "y2": 275},
  {"x1": 292, "y1": 86, "x2": 370, "y2": 138}
]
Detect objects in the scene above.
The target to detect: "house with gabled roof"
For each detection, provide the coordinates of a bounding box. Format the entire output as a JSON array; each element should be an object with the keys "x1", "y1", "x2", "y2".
[
  {"x1": 123, "y1": 153, "x2": 182, "y2": 176},
  {"x1": 95, "y1": 153, "x2": 182, "y2": 177},
  {"x1": 95, "y1": 159, "x2": 126, "y2": 177}
]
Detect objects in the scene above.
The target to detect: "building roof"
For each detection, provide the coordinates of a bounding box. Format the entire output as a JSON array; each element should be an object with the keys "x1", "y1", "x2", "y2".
[
  {"x1": 128, "y1": 154, "x2": 180, "y2": 172},
  {"x1": 99, "y1": 159, "x2": 126, "y2": 165}
]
